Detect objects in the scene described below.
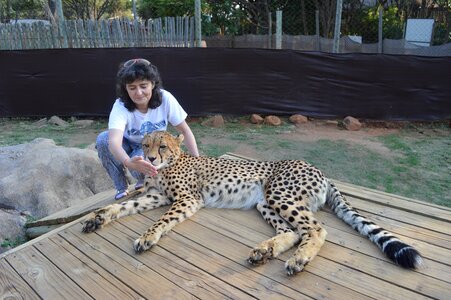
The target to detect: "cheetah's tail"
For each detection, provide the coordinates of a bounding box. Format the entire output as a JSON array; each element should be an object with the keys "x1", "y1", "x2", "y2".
[{"x1": 325, "y1": 180, "x2": 423, "y2": 269}]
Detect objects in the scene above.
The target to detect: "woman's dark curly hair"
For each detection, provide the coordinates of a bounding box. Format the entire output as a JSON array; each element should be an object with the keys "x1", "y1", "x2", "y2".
[{"x1": 116, "y1": 59, "x2": 163, "y2": 111}]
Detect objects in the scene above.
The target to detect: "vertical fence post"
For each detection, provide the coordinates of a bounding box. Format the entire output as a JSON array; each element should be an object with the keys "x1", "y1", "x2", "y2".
[
  {"x1": 315, "y1": 10, "x2": 320, "y2": 51},
  {"x1": 378, "y1": 6, "x2": 383, "y2": 54},
  {"x1": 194, "y1": 0, "x2": 202, "y2": 47},
  {"x1": 55, "y1": 0, "x2": 68, "y2": 48},
  {"x1": 268, "y1": 12, "x2": 272, "y2": 49},
  {"x1": 332, "y1": 0, "x2": 343, "y2": 53},
  {"x1": 276, "y1": 10, "x2": 282, "y2": 49}
]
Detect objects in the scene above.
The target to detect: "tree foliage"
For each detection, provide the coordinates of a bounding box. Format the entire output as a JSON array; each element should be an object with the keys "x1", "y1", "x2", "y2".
[
  {"x1": 138, "y1": 0, "x2": 195, "y2": 19},
  {"x1": 0, "y1": 0, "x2": 46, "y2": 22},
  {"x1": 62, "y1": 0, "x2": 129, "y2": 20}
]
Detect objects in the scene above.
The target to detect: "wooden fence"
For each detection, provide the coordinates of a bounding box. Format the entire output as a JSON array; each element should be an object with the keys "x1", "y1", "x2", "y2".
[{"x1": 0, "y1": 17, "x2": 195, "y2": 50}]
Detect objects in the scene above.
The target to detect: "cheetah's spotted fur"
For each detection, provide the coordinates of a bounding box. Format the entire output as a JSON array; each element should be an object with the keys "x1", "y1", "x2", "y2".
[{"x1": 83, "y1": 131, "x2": 422, "y2": 275}]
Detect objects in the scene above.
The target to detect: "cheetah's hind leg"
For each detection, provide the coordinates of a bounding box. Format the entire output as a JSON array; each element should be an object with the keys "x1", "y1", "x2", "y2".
[
  {"x1": 82, "y1": 192, "x2": 171, "y2": 233},
  {"x1": 248, "y1": 203, "x2": 301, "y2": 265}
]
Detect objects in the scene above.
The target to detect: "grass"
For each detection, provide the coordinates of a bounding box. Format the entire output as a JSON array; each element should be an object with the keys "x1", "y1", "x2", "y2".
[
  {"x1": 1, "y1": 236, "x2": 27, "y2": 249},
  {"x1": 0, "y1": 117, "x2": 449, "y2": 207},
  {"x1": 0, "y1": 118, "x2": 106, "y2": 147}
]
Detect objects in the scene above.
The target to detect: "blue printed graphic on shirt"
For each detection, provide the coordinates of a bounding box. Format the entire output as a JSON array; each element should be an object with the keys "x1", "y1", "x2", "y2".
[{"x1": 127, "y1": 120, "x2": 167, "y2": 137}]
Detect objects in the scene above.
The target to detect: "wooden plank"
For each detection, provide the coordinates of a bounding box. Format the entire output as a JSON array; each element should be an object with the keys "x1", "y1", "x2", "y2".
[
  {"x1": 180, "y1": 208, "x2": 442, "y2": 300},
  {"x1": 59, "y1": 225, "x2": 196, "y2": 299},
  {"x1": 115, "y1": 215, "x2": 330, "y2": 299},
  {"x1": 117, "y1": 212, "x2": 371, "y2": 299},
  {"x1": 359, "y1": 210, "x2": 451, "y2": 249},
  {"x1": 88, "y1": 220, "x2": 259, "y2": 300},
  {"x1": 319, "y1": 219, "x2": 451, "y2": 283},
  {"x1": 0, "y1": 259, "x2": 40, "y2": 300},
  {"x1": 318, "y1": 208, "x2": 451, "y2": 266},
  {"x1": 208, "y1": 208, "x2": 450, "y2": 289},
  {"x1": 26, "y1": 189, "x2": 141, "y2": 228},
  {"x1": 34, "y1": 236, "x2": 145, "y2": 299},
  {"x1": 219, "y1": 205, "x2": 451, "y2": 284},
  {"x1": 5, "y1": 246, "x2": 92, "y2": 299},
  {"x1": 349, "y1": 197, "x2": 451, "y2": 235},
  {"x1": 138, "y1": 209, "x2": 428, "y2": 300},
  {"x1": 335, "y1": 180, "x2": 451, "y2": 221}
]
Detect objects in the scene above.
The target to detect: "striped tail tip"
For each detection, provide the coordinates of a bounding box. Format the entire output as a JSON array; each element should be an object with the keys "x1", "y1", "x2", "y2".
[{"x1": 384, "y1": 241, "x2": 423, "y2": 269}]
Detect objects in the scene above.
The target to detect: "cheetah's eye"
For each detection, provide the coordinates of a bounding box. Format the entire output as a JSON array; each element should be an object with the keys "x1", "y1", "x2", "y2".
[{"x1": 160, "y1": 145, "x2": 167, "y2": 149}]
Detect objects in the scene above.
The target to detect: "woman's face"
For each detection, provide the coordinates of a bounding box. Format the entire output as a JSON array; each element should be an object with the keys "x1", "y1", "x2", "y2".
[{"x1": 125, "y1": 79, "x2": 153, "y2": 112}]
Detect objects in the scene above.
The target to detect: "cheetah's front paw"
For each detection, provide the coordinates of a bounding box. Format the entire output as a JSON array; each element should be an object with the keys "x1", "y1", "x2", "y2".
[
  {"x1": 285, "y1": 257, "x2": 309, "y2": 276},
  {"x1": 82, "y1": 210, "x2": 107, "y2": 233},
  {"x1": 133, "y1": 234, "x2": 159, "y2": 253},
  {"x1": 247, "y1": 246, "x2": 274, "y2": 265}
]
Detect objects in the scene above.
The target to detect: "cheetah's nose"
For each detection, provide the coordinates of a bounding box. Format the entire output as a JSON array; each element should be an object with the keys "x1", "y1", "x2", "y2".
[{"x1": 147, "y1": 156, "x2": 156, "y2": 163}]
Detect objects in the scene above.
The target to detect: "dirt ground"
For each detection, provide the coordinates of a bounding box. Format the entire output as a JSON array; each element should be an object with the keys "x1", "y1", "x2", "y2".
[{"x1": 224, "y1": 121, "x2": 403, "y2": 159}]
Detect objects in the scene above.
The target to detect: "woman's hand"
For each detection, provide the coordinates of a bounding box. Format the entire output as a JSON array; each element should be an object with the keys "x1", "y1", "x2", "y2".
[{"x1": 125, "y1": 156, "x2": 158, "y2": 177}]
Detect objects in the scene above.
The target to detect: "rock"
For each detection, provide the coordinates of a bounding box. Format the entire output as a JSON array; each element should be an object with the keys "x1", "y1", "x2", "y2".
[
  {"x1": 48, "y1": 115, "x2": 68, "y2": 127},
  {"x1": 289, "y1": 114, "x2": 308, "y2": 125},
  {"x1": 325, "y1": 120, "x2": 339, "y2": 127},
  {"x1": 343, "y1": 116, "x2": 362, "y2": 131},
  {"x1": 201, "y1": 115, "x2": 225, "y2": 128},
  {"x1": 73, "y1": 120, "x2": 94, "y2": 127},
  {"x1": 264, "y1": 115, "x2": 282, "y2": 126},
  {"x1": 0, "y1": 210, "x2": 27, "y2": 253},
  {"x1": 0, "y1": 138, "x2": 113, "y2": 219},
  {"x1": 250, "y1": 114, "x2": 264, "y2": 124},
  {"x1": 32, "y1": 118, "x2": 47, "y2": 128}
]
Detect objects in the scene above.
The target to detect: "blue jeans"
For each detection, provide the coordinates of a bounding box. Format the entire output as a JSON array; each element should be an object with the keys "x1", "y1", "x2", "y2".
[{"x1": 96, "y1": 131, "x2": 145, "y2": 192}]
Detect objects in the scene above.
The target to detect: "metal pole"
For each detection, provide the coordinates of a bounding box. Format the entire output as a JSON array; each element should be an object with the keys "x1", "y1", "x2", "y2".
[
  {"x1": 315, "y1": 10, "x2": 320, "y2": 51},
  {"x1": 276, "y1": 10, "x2": 282, "y2": 49},
  {"x1": 268, "y1": 12, "x2": 272, "y2": 49},
  {"x1": 332, "y1": 0, "x2": 343, "y2": 53},
  {"x1": 378, "y1": 6, "x2": 383, "y2": 54},
  {"x1": 194, "y1": 0, "x2": 202, "y2": 47}
]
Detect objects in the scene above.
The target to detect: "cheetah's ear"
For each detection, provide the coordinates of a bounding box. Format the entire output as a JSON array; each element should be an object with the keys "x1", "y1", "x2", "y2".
[{"x1": 176, "y1": 134, "x2": 184, "y2": 145}]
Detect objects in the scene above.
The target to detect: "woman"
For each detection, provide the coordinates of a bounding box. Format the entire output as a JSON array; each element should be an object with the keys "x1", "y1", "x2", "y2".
[{"x1": 97, "y1": 58, "x2": 199, "y2": 200}]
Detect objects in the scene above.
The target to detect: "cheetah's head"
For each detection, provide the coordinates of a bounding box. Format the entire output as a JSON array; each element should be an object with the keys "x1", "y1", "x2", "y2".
[{"x1": 142, "y1": 131, "x2": 184, "y2": 170}]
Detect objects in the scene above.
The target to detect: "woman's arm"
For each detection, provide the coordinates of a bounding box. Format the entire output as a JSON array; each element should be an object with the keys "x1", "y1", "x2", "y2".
[
  {"x1": 174, "y1": 121, "x2": 199, "y2": 156},
  {"x1": 108, "y1": 129, "x2": 158, "y2": 176}
]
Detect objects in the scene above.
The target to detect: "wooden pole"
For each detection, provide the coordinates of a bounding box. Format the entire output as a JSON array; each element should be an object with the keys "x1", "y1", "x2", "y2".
[{"x1": 55, "y1": 0, "x2": 68, "y2": 48}]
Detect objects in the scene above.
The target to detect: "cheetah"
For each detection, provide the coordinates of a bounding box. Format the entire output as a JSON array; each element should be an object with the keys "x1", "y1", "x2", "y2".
[{"x1": 83, "y1": 131, "x2": 422, "y2": 275}]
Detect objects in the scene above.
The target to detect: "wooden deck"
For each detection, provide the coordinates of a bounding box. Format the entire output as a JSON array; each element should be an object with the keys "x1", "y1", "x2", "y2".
[{"x1": 1, "y1": 153, "x2": 450, "y2": 299}]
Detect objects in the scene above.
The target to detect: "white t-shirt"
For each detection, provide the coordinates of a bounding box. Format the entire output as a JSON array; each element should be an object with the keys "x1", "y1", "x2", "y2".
[{"x1": 108, "y1": 89, "x2": 187, "y2": 144}]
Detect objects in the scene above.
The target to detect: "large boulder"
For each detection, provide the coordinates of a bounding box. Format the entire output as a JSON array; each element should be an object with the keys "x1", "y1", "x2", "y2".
[{"x1": 0, "y1": 138, "x2": 113, "y2": 219}]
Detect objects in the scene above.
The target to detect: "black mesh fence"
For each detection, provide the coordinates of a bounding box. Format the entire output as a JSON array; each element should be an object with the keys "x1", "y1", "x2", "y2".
[{"x1": 201, "y1": 0, "x2": 450, "y2": 56}]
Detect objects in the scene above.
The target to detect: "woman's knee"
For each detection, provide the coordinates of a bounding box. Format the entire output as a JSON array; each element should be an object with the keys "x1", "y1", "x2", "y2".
[{"x1": 96, "y1": 131, "x2": 109, "y2": 151}]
